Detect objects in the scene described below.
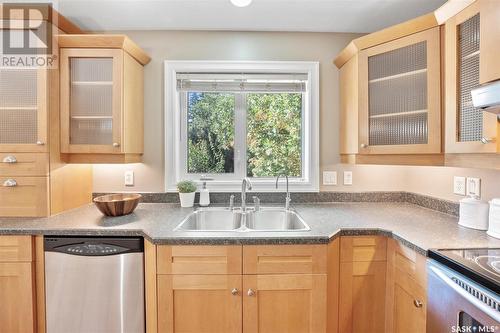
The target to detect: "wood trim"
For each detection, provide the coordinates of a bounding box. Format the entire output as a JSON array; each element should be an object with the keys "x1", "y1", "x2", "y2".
[
  {"x1": 434, "y1": 0, "x2": 477, "y2": 24},
  {"x1": 444, "y1": 153, "x2": 500, "y2": 169},
  {"x1": 0, "y1": 4, "x2": 83, "y2": 34},
  {"x1": 359, "y1": 27, "x2": 442, "y2": 155},
  {"x1": 61, "y1": 153, "x2": 143, "y2": 164},
  {"x1": 340, "y1": 153, "x2": 445, "y2": 166},
  {"x1": 479, "y1": 0, "x2": 500, "y2": 84},
  {"x1": 35, "y1": 235, "x2": 46, "y2": 333},
  {"x1": 0, "y1": 235, "x2": 33, "y2": 262},
  {"x1": 243, "y1": 244, "x2": 327, "y2": 275},
  {"x1": 339, "y1": 55, "x2": 359, "y2": 155},
  {"x1": 145, "y1": 240, "x2": 158, "y2": 333},
  {"x1": 340, "y1": 236, "x2": 387, "y2": 263},
  {"x1": 57, "y1": 35, "x2": 151, "y2": 65},
  {"x1": 123, "y1": 52, "x2": 145, "y2": 154},
  {"x1": 334, "y1": 13, "x2": 438, "y2": 68},
  {"x1": 327, "y1": 239, "x2": 340, "y2": 333},
  {"x1": 157, "y1": 245, "x2": 242, "y2": 275}
]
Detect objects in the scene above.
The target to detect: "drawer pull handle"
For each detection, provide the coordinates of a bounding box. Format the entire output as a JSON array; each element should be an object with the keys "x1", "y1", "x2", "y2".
[
  {"x1": 3, "y1": 179, "x2": 18, "y2": 187},
  {"x1": 231, "y1": 288, "x2": 238, "y2": 296},
  {"x1": 2, "y1": 155, "x2": 17, "y2": 163},
  {"x1": 247, "y1": 289, "x2": 255, "y2": 297},
  {"x1": 413, "y1": 299, "x2": 423, "y2": 308}
]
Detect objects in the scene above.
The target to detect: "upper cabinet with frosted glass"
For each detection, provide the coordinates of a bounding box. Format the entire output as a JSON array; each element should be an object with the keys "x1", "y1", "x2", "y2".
[
  {"x1": 58, "y1": 35, "x2": 151, "y2": 163},
  {"x1": 444, "y1": 0, "x2": 500, "y2": 164},
  {"x1": 336, "y1": 13, "x2": 443, "y2": 166}
]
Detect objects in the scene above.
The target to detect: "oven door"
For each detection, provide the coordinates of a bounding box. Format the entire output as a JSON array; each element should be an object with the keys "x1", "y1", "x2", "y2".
[{"x1": 427, "y1": 260, "x2": 500, "y2": 333}]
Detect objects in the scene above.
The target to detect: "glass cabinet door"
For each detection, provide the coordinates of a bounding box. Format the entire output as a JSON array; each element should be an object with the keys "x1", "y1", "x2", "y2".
[
  {"x1": 0, "y1": 68, "x2": 47, "y2": 152},
  {"x1": 359, "y1": 27, "x2": 441, "y2": 155},
  {"x1": 60, "y1": 49, "x2": 122, "y2": 154}
]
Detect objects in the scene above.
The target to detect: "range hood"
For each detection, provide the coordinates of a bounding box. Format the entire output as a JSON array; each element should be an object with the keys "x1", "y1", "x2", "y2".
[{"x1": 471, "y1": 81, "x2": 500, "y2": 118}]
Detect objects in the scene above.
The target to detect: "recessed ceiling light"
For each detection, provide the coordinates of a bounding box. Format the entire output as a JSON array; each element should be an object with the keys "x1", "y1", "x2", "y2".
[{"x1": 231, "y1": 0, "x2": 252, "y2": 7}]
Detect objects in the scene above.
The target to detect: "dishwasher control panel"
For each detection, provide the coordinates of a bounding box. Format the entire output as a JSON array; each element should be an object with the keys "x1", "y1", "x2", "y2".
[{"x1": 44, "y1": 236, "x2": 144, "y2": 256}]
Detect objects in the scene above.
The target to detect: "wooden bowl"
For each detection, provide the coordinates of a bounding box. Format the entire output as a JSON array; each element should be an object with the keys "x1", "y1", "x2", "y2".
[{"x1": 93, "y1": 194, "x2": 142, "y2": 217}]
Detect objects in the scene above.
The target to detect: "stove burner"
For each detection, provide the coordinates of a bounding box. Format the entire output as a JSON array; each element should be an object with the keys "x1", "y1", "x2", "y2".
[{"x1": 474, "y1": 256, "x2": 500, "y2": 277}]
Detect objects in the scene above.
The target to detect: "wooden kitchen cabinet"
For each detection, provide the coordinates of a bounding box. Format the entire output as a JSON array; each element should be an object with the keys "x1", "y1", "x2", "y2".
[
  {"x1": 157, "y1": 274, "x2": 242, "y2": 333},
  {"x1": 385, "y1": 239, "x2": 427, "y2": 333},
  {"x1": 358, "y1": 27, "x2": 441, "y2": 156},
  {"x1": 338, "y1": 236, "x2": 387, "y2": 333},
  {"x1": 243, "y1": 274, "x2": 327, "y2": 333},
  {"x1": 0, "y1": 236, "x2": 36, "y2": 333},
  {"x1": 58, "y1": 35, "x2": 151, "y2": 163},
  {"x1": 444, "y1": 0, "x2": 500, "y2": 165}
]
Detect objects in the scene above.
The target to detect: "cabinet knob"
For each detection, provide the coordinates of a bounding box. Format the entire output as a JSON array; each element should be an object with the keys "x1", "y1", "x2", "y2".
[
  {"x1": 413, "y1": 299, "x2": 423, "y2": 308},
  {"x1": 3, "y1": 179, "x2": 18, "y2": 187},
  {"x1": 360, "y1": 143, "x2": 368, "y2": 148},
  {"x1": 231, "y1": 288, "x2": 239, "y2": 296},
  {"x1": 480, "y1": 137, "x2": 496, "y2": 144},
  {"x1": 2, "y1": 155, "x2": 17, "y2": 163},
  {"x1": 247, "y1": 289, "x2": 255, "y2": 297},
  {"x1": 36, "y1": 140, "x2": 45, "y2": 146},
  {"x1": 113, "y1": 142, "x2": 121, "y2": 148}
]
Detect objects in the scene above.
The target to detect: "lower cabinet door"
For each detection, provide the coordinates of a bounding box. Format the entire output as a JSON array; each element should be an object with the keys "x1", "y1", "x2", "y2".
[
  {"x1": 0, "y1": 262, "x2": 35, "y2": 332},
  {"x1": 243, "y1": 274, "x2": 327, "y2": 333},
  {"x1": 157, "y1": 274, "x2": 242, "y2": 333},
  {"x1": 393, "y1": 272, "x2": 426, "y2": 333},
  {"x1": 339, "y1": 261, "x2": 386, "y2": 333}
]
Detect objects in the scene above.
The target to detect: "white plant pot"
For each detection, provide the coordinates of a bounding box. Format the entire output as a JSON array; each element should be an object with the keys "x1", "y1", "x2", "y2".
[{"x1": 179, "y1": 192, "x2": 196, "y2": 208}]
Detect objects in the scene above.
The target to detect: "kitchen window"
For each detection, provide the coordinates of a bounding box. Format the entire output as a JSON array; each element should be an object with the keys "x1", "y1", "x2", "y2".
[{"x1": 165, "y1": 61, "x2": 319, "y2": 192}]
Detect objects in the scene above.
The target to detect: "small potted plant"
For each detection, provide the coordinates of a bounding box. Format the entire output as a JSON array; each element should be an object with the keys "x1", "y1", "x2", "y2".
[{"x1": 177, "y1": 180, "x2": 197, "y2": 207}]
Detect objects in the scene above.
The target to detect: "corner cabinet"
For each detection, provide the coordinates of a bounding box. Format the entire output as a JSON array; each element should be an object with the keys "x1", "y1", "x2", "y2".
[
  {"x1": 58, "y1": 35, "x2": 150, "y2": 163},
  {"x1": 444, "y1": 0, "x2": 500, "y2": 165},
  {"x1": 358, "y1": 27, "x2": 441, "y2": 156}
]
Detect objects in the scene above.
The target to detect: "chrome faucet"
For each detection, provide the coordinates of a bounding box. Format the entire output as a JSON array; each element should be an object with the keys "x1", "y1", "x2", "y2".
[
  {"x1": 275, "y1": 175, "x2": 291, "y2": 210},
  {"x1": 241, "y1": 178, "x2": 252, "y2": 212}
]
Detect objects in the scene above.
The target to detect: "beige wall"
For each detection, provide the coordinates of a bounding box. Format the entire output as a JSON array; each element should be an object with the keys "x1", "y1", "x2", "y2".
[{"x1": 93, "y1": 30, "x2": 500, "y2": 202}]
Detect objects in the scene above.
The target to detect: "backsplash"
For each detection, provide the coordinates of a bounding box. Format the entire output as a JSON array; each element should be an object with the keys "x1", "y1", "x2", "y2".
[{"x1": 93, "y1": 191, "x2": 459, "y2": 217}]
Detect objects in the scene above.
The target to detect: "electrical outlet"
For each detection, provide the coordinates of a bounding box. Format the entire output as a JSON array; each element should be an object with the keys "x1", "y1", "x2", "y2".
[
  {"x1": 323, "y1": 171, "x2": 337, "y2": 185},
  {"x1": 343, "y1": 171, "x2": 353, "y2": 185},
  {"x1": 466, "y1": 177, "x2": 481, "y2": 197},
  {"x1": 453, "y1": 176, "x2": 466, "y2": 196},
  {"x1": 124, "y1": 170, "x2": 134, "y2": 186}
]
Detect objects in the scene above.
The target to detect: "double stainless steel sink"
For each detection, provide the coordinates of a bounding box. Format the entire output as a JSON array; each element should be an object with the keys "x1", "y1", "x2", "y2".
[{"x1": 174, "y1": 207, "x2": 310, "y2": 232}]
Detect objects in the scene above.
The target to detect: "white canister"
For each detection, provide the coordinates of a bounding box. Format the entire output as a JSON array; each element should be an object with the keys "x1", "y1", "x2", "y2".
[
  {"x1": 487, "y1": 198, "x2": 500, "y2": 239},
  {"x1": 458, "y1": 196, "x2": 490, "y2": 230}
]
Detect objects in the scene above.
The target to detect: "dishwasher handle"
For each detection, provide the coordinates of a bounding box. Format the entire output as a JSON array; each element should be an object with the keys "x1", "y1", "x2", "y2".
[{"x1": 44, "y1": 236, "x2": 143, "y2": 256}]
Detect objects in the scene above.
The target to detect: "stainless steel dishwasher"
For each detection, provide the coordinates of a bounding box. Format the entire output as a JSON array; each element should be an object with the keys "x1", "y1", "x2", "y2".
[{"x1": 44, "y1": 236, "x2": 145, "y2": 333}]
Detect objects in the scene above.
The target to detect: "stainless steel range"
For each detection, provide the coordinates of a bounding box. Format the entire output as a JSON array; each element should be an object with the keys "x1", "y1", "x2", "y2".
[{"x1": 427, "y1": 248, "x2": 500, "y2": 333}]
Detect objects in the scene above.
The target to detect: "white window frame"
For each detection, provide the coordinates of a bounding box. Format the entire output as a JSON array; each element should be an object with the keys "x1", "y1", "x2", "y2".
[{"x1": 165, "y1": 60, "x2": 319, "y2": 192}]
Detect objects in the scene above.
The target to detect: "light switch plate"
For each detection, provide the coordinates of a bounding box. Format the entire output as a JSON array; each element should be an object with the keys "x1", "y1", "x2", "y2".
[
  {"x1": 453, "y1": 176, "x2": 466, "y2": 196},
  {"x1": 343, "y1": 171, "x2": 353, "y2": 185},
  {"x1": 466, "y1": 177, "x2": 481, "y2": 197},
  {"x1": 124, "y1": 170, "x2": 134, "y2": 186},
  {"x1": 323, "y1": 171, "x2": 337, "y2": 185}
]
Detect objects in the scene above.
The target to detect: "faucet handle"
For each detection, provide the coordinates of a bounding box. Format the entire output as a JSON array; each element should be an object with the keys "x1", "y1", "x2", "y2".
[
  {"x1": 229, "y1": 194, "x2": 235, "y2": 210},
  {"x1": 253, "y1": 196, "x2": 260, "y2": 211}
]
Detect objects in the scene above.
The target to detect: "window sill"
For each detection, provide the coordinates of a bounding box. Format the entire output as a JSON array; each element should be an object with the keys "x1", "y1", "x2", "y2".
[{"x1": 165, "y1": 179, "x2": 319, "y2": 193}]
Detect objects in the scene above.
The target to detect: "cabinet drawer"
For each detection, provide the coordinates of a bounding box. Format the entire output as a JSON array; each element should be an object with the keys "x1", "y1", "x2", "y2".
[
  {"x1": 0, "y1": 153, "x2": 48, "y2": 176},
  {"x1": 157, "y1": 245, "x2": 242, "y2": 275},
  {"x1": 0, "y1": 236, "x2": 32, "y2": 262},
  {"x1": 340, "y1": 236, "x2": 387, "y2": 262},
  {"x1": 390, "y1": 239, "x2": 427, "y2": 288},
  {"x1": 243, "y1": 245, "x2": 327, "y2": 274},
  {"x1": 0, "y1": 177, "x2": 49, "y2": 217}
]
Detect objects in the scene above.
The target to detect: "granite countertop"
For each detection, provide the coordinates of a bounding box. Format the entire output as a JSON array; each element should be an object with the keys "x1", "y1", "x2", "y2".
[{"x1": 0, "y1": 202, "x2": 499, "y2": 255}]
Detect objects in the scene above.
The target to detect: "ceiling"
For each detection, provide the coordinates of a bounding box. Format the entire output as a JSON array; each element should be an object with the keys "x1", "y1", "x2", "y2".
[{"x1": 54, "y1": 0, "x2": 447, "y2": 33}]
